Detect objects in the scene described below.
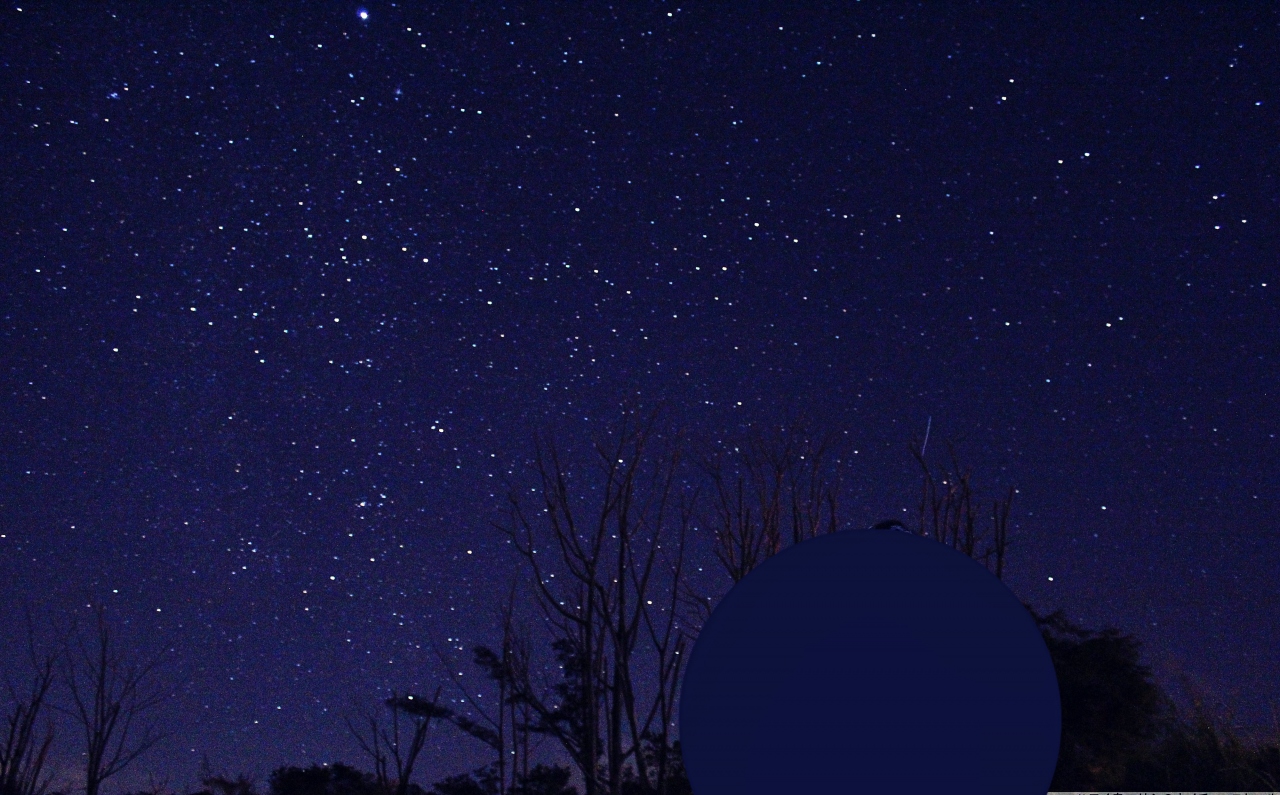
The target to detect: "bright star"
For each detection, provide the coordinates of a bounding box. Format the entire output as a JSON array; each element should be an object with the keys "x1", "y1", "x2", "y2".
[{"x1": 357, "y1": 7, "x2": 369, "y2": 20}]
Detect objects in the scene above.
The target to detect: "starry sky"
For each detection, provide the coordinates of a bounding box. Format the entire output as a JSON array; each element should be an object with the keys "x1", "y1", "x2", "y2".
[{"x1": 3, "y1": 3, "x2": 1278, "y2": 793}]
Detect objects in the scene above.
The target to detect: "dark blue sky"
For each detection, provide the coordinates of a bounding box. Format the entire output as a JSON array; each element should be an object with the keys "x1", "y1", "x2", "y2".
[{"x1": 3, "y1": 3, "x2": 1278, "y2": 793}]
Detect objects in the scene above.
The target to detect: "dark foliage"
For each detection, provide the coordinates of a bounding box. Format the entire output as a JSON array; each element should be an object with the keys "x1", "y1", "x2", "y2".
[
  {"x1": 196, "y1": 772, "x2": 258, "y2": 795},
  {"x1": 428, "y1": 763, "x2": 576, "y2": 795},
  {"x1": 1026, "y1": 601, "x2": 1280, "y2": 791},
  {"x1": 269, "y1": 763, "x2": 410, "y2": 795},
  {"x1": 509, "y1": 764, "x2": 576, "y2": 795},
  {"x1": 1119, "y1": 704, "x2": 1280, "y2": 791},
  {"x1": 617, "y1": 733, "x2": 691, "y2": 795},
  {"x1": 424, "y1": 769, "x2": 492, "y2": 795},
  {"x1": 93, "y1": 601, "x2": 1276, "y2": 795},
  {"x1": 1026, "y1": 603, "x2": 1173, "y2": 790}
]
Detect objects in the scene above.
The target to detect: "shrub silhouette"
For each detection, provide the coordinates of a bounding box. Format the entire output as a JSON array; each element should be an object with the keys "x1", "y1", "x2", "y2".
[
  {"x1": 428, "y1": 762, "x2": 576, "y2": 795},
  {"x1": 1119, "y1": 697, "x2": 1280, "y2": 791},
  {"x1": 1026, "y1": 602, "x2": 1279, "y2": 791},
  {"x1": 195, "y1": 773, "x2": 259, "y2": 795},
  {"x1": 1026, "y1": 604, "x2": 1172, "y2": 790},
  {"x1": 269, "y1": 764, "x2": 398, "y2": 795},
  {"x1": 617, "y1": 733, "x2": 691, "y2": 795}
]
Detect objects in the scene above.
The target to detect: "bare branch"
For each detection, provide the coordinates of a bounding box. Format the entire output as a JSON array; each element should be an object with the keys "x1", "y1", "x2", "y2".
[
  {"x1": 61, "y1": 605, "x2": 167, "y2": 795},
  {"x1": 486, "y1": 406, "x2": 703, "y2": 795},
  {"x1": 1, "y1": 614, "x2": 59, "y2": 795}
]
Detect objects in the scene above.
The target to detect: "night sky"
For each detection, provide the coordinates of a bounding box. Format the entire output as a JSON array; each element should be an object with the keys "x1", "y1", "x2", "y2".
[{"x1": 3, "y1": 3, "x2": 1278, "y2": 793}]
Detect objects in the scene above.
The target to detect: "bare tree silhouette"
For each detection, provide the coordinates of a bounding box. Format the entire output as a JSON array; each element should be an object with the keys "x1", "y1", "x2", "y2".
[
  {"x1": 417, "y1": 577, "x2": 538, "y2": 795},
  {"x1": 696, "y1": 421, "x2": 844, "y2": 584},
  {"x1": 1, "y1": 617, "x2": 58, "y2": 795},
  {"x1": 478, "y1": 408, "x2": 702, "y2": 795},
  {"x1": 470, "y1": 580, "x2": 537, "y2": 794},
  {"x1": 347, "y1": 685, "x2": 447, "y2": 795},
  {"x1": 418, "y1": 414, "x2": 1280, "y2": 794},
  {"x1": 909, "y1": 434, "x2": 1017, "y2": 580},
  {"x1": 61, "y1": 606, "x2": 167, "y2": 795}
]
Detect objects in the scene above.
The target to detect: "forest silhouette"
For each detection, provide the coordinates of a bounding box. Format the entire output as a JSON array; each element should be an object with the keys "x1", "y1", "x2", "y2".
[{"x1": 5, "y1": 410, "x2": 1279, "y2": 795}]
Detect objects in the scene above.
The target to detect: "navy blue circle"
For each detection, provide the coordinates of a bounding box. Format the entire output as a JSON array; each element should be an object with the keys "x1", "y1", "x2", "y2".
[{"x1": 679, "y1": 528, "x2": 1060, "y2": 795}]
